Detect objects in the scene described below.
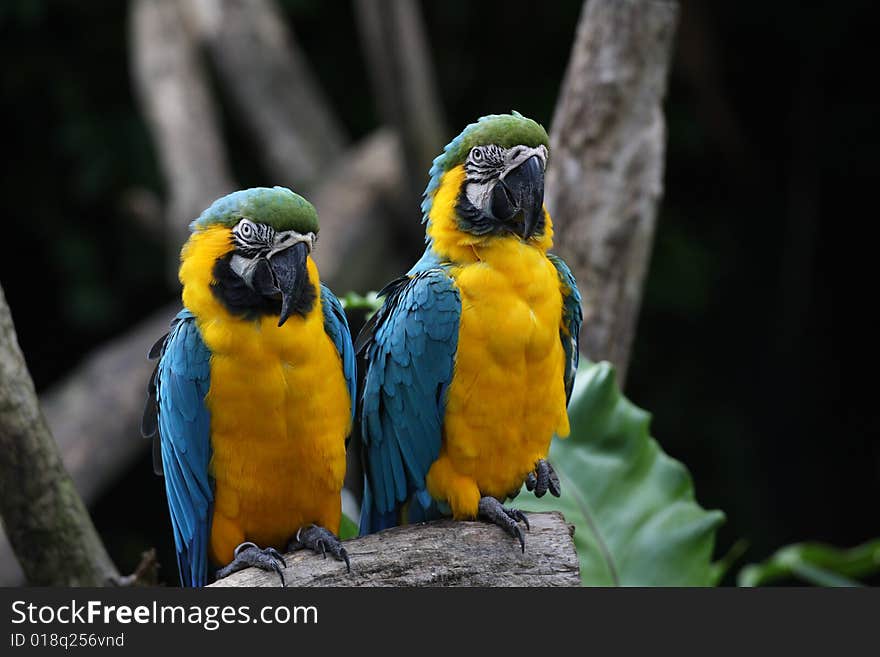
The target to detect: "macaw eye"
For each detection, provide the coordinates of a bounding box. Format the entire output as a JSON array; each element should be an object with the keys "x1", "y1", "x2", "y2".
[
  {"x1": 237, "y1": 220, "x2": 254, "y2": 239},
  {"x1": 471, "y1": 147, "x2": 484, "y2": 162}
]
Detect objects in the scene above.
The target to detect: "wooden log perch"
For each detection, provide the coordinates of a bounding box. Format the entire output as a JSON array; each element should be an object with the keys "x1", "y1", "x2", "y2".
[{"x1": 210, "y1": 512, "x2": 579, "y2": 587}]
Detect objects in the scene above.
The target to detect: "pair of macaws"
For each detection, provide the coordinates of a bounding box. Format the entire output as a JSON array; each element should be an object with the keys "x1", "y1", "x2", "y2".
[{"x1": 142, "y1": 112, "x2": 582, "y2": 587}]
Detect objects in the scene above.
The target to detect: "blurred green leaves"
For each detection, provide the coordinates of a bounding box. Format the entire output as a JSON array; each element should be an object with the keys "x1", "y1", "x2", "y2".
[
  {"x1": 738, "y1": 539, "x2": 880, "y2": 587},
  {"x1": 340, "y1": 290, "x2": 382, "y2": 319},
  {"x1": 517, "y1": 360, "x2": 725, "y2": 586},
  {"x1": 339, "y1": 514, "x2": 359, "y2": 541}
]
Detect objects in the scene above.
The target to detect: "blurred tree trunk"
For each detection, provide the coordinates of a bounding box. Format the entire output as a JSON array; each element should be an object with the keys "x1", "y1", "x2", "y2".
[
  {"x1": 130, "y1": 0, "x2": 236, "y2": 284},
  {"x1": 0, "y1": 284, "x2": 118, "y2": 586},
  {"x1": 184, "y1": 0, "x2": 347, "y2": 186},
  {"x1": 354, "y1": 0, "x2": 446, "y2": 230},
  {"x1": 547, "y1": 0, "x2": 679, "y2": 386}
]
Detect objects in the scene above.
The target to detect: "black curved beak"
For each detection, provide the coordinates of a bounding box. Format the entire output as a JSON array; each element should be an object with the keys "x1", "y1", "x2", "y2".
[
  {"x1": 269, "y1": 241, "x2": 309, "y2": 326},
  {"x1": 491, "y1": 155, "x2": 545, "y2": 240}
]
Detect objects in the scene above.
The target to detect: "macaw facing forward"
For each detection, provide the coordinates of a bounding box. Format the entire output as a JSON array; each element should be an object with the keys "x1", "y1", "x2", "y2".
[
  {"x1": 358, "y1": 113, "x2": 582, "y2": 550},
  {"x1": 142, "y1": 187, "x2": 356, "y2": 586}
]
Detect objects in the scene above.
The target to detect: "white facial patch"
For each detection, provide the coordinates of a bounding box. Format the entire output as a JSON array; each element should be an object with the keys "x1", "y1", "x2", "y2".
[
  {"x1": 268, "y1": 230, "x2": 316, "y2": 258},
  {"x1": 500, "y1": 145, "x2": 548, "y2": 180},
  {"x1": 229, "y1": 253, "x2": 262, "y2": 286},
  {"x1": 464, "y1": 145, "x2": 548, "y2": 213},
  {"x1": 465, "y1": 180, "x2": 495, "y2": 212},
  {"x1": 229, "y1": 229, "x2": 316, "y2": 288}
]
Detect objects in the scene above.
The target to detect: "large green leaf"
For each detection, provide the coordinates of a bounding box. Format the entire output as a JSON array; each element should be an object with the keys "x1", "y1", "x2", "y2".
[{"x1": 516, "y1": 361, "x2": 725, "y2": 586}]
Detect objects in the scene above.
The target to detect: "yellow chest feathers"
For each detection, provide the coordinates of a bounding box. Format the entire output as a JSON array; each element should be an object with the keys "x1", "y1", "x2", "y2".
[
  {"x1": 425, "y1": 240, "x2": 571, "y2": 506},
  {"x1": 452, "y1": 241, "x2": 564, "y2": 364},
  {"x1": 446, "y1": 239, "x2": 569, "y2": 440},
  {"x1": 422, "y1": 168, "x2": 570, "y2": 502},
  {"x1": 176, "y1": 227, "x2": 350, "y2": 541}
]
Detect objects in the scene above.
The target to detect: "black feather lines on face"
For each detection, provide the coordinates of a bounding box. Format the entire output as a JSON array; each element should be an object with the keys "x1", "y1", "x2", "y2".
[
  {"x1": 456, "y1": 145, "x2": 502, "y2": 235},
  {"x1": 464, "y1": 144, "x2": 505, "y2": 183},
  {"x1": 232, "y1": 220, "x2": 274, "y2": 258}
]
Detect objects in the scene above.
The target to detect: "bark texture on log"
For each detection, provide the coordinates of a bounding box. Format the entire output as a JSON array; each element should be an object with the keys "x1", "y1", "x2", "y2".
[
  {"x1": 0, "y1": 284, "x2": 119, "y2": 586},
  {"x1": 211, "y1": 512, "x2": 579, "y2": 587},
  {"x1": 185, "y1": 0, "x2": 347, "y2": 187},
  {"x1": 129, "y1": 0, "x2": 236, "y2": 282},
  {"x1": 547, "y1": 0, "x2": 679, "y2": 386}
]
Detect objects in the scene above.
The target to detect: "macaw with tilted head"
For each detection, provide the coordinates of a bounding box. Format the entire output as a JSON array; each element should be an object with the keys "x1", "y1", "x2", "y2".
[
  {"x1": 358, "y1": 113, "x2": 582, "y2": 550},
  {"x1": 142, "y1": 187, "x2": 356, "y2": 586}
]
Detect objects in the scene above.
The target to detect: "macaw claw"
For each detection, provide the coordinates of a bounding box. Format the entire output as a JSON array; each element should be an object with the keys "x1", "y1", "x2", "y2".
[
  {"x1": 288, "y1": 525, "x2": 351, "y2": 573},
  {"x1": 526, "y1": 459, "x2": 561, "y2": 498},
  {"x1": 215, "y1": 542, "x2": 287, "y2": 587},
  {"x1": 478, "y1": 496, "x2": 530, "y2": 553}
]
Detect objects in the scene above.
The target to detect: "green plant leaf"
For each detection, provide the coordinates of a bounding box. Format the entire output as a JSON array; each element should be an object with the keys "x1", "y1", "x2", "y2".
[
  {"x1": 340, "y1": 290, "x2": 383, "y2": 318},
  {"x1": 339, "y1": 513, "x2": 359, "y2": 541},
  {"x1": 737, "y1": 539, "x2": 880, "y2": 587},
  {"x1": 707, "y1": 538, "x2": 749, "y2": 585},
  {"x1": 516, "y1": 361, "x2": 725, "y2": 586}
]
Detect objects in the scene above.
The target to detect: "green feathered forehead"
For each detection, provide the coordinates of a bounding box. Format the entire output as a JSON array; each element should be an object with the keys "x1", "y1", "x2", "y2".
[
  {"x1": 439, "y1": 112, "x2": 549, "y2": 169},
  {"x1": 190, "y1": 186, "x2": 319, "y2": 234}
]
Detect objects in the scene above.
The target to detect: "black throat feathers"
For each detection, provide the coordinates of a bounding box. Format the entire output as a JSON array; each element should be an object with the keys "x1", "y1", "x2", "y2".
[
  {"x1": 455, "y1": 187, "x2": 546, "y2": 238},
  {"x1": 210, "y1": 253, "x2": 316, "y2": 321}
]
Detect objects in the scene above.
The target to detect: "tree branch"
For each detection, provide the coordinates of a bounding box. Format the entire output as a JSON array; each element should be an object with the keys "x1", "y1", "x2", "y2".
[
  {"x1": 40, "y1": 304, "x2": 180, "y2": 506},
  {"x1": 210, "y1": 512, "x2": 579, "y2": 587},
  {"x1": 185, "y1": 0, "x2": 347, "y2": 187},
  {"x1": 310, "y1": 128, "x2": 408, "y2": 293},
  {"x1": 354, "y1": 0, "x2": 446, "y2": 227},
  {"x1": 0, "y1": 303, "x2": 176, "y2": 584},
  {"x1": 0, "y1": 284, "x2": 119, "y2": 586},
  {"x1": 547, "y1": 0, "x2": 679, "y2": 386},
  {"x1": 129, "y1": 0, "x2": 237, "y2": 282}
]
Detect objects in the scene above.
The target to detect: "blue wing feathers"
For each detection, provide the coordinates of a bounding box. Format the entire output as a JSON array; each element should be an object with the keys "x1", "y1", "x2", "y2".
[
  {"x1": 320, "y1": 284, "x2": 357, "y2": 429},
  {"x1": 359, "y1": 268, "x2": 460, "y2": 534},
  {"x1": 155, "y1": 309, "x2": 213, "y2": 587},
  {"x1": 547, "y1": 254, "x2": 583, "y2": 403}
]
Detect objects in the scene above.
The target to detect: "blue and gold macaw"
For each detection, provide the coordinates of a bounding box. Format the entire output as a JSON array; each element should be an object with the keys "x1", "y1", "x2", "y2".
[
  {"x1": 358, "y1": 113, "x2": 582, "y2": 550},
  {"x1": 142, "y1": 187, "x2": 356, "y2": 586}
]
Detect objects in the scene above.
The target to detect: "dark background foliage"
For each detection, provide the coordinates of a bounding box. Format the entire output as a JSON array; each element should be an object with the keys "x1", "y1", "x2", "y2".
[{"x1": 0, "y1": 0, "x2": 877, "y2": 584}]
